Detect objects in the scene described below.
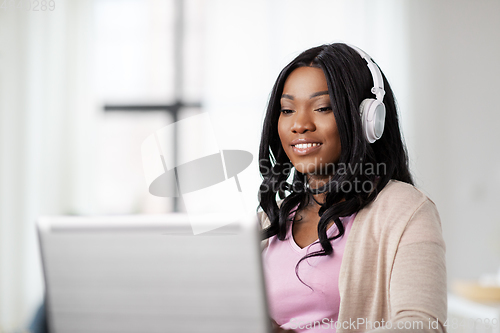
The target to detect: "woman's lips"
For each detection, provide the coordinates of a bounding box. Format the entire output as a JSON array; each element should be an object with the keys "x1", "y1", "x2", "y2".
[{"x1": 291, "y1": 142, "x2": 322, "y2": 155}]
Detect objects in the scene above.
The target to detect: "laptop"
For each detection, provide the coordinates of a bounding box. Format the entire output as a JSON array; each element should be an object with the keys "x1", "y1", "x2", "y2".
[{"x1": 37, "y1": 213, "x2": 271, "y2": 333}]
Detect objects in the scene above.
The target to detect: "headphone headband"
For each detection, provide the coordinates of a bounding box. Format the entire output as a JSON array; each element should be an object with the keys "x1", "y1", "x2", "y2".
[
  {"x1": 345, "y1": 44, "x2": 387, "y2": 143},
  {"x1": 347, "y1": 45, "x2": 385, "y2": 102}
]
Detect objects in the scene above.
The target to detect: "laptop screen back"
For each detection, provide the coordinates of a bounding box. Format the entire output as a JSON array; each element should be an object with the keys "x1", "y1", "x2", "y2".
[{"x1": 37, "y1": 214, "x2": 270, "y2": 333}]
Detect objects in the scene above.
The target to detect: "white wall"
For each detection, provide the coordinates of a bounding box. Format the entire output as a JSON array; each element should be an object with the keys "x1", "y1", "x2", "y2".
[
  {"x1": 0, "y1": 1, "x2": 96, "y2": 330},
  {"x1": 405, "y1": 0, "x2": 500, "y2": 282}
]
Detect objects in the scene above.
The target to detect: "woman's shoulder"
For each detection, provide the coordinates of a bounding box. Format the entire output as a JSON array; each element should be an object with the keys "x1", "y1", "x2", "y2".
[
  {"x1": 375, "y1": 179, "x2": 433, "y2": 206},
  {"x1": 379, "y1": 179, "x2": 428, "y2": 199},
  {"x1": 359, "y1": 179, "x2": 440, "y2": 231}
]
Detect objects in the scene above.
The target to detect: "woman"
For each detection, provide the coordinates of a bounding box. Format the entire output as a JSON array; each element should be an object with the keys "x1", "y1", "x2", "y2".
[{"x1": 258, "y1": 43, "x2": 447, "y2": 332}]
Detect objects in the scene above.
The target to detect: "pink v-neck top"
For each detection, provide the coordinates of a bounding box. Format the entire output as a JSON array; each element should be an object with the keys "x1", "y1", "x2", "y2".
[{"x1": 262, "y1": 209, "x2": 355, "y2": 332}]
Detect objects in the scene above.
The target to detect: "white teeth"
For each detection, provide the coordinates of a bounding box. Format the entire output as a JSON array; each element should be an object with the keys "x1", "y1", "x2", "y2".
[{"x1": 294, "y1": 143, "x2": 320, "y2": 149}]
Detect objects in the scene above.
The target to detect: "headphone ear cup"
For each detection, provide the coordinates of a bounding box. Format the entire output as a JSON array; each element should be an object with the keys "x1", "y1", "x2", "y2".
[
  {"x1": 371, "y1": 101, "x2": 386, "y2": 140},
  {"x1": 359, "y1": 99, "x2": 386, "y2": 143},
  {"x1": 359, "y1": 99, "x2": 373, "y2": 142}
]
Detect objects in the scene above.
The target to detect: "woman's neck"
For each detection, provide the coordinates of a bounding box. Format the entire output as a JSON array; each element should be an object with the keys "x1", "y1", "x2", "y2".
[{"x1": 304, "y1": 174, "x2": 331, "y2": 210}]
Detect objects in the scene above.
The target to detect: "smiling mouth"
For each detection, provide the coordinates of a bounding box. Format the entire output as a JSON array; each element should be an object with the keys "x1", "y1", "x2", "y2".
[
  {"x1": 291, "y1": 142, "x2": 322, "y2": 154},
  {"x1": 293, "y1": 143, "x2": 321, "y2": 149}
]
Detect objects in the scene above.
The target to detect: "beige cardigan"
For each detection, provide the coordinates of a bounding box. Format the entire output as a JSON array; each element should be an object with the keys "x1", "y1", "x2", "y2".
[{"x1": 260, "y1": 180, "x2": 447, "y2": 333}]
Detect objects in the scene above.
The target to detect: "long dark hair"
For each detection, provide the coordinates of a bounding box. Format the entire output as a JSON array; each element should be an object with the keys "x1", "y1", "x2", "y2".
[{"x1": 258, "y1": 43, "x2": 413, "y2": 279}]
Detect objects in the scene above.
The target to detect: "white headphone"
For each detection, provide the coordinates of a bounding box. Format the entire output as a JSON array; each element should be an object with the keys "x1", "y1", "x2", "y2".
[{"x1": 348, "y1": 45, "x2": 386, "y2": 143}]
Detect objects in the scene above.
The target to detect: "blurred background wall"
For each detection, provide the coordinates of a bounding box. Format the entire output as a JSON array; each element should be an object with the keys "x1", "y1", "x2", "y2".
[{"x1": 0, "y1": 0, "x2": 499, "y2": 331}]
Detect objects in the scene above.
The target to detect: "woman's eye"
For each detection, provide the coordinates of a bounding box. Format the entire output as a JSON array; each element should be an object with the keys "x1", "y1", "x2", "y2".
[
  {"x1": 315, "y1": 106, "x2": 332, "y2": 112},
  {"x1": 280, "y1": 109, "x2": 294, "y2": 114}
]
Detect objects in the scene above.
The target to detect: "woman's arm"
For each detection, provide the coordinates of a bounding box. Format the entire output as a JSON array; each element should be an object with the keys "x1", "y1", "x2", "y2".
[{"x1": 371, "y1": 199, "x2": 447, "y2": 333}]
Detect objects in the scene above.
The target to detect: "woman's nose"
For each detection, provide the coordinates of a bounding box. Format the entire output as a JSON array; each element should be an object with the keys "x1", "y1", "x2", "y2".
[{"x1": 291, "y1": 110, "x2": 315, "y2": 133}]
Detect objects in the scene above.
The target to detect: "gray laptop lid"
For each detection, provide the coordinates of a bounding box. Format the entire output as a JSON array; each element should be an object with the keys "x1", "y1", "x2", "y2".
[{"x1": 37, "y1": 214, "x2": 271, "y2": 333}]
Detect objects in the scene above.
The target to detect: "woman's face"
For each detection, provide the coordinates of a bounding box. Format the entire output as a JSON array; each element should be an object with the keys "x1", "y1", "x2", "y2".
[{"x1": 278, "y1": 66, "x2": 341, "y2": 176}]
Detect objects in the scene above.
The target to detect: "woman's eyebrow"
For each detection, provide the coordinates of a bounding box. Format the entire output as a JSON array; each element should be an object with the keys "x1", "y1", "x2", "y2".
[
  {"x1": 281, "y1": 91, "x2": 329, "y2": 100},
  {"x1": 309, "y1": 91, "x2": 329, "y2": 98}
]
